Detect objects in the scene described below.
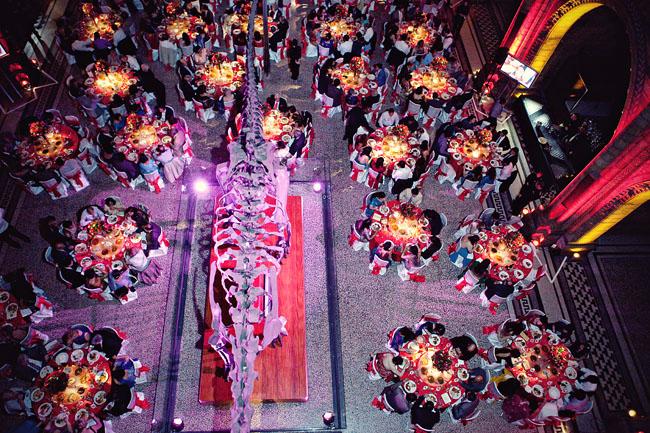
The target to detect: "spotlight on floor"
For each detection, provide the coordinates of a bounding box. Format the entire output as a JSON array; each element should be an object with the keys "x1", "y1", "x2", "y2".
[
  {"x1": 628, "y1": 409, "x2": 638, "y2": 418},
  {"x1": 322, "y1": 411, "x2": 335, "y2": 427},
  {"x1": 193, "y1": 179, "x2": 209, "y2": 194},
  {"x1": 171, "y1": 417, "x2": 184, "y2": 432},
  {"x1": 312, "y1": 181, "x2": 323, "y2": 192},
  {"x1": 572, "y1": 252, "x2": 581, "y2": 259}
]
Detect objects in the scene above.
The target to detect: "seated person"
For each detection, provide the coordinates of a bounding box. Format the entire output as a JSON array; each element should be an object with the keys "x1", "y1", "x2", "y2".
[
  {"x1": 90, "y1": 327, "x2": 124, "y2": 359},
  {"x1": 410, "y1": 398, "x2": 441, "y2": 432},
  {"x1": 78, "y1": 205, "x2": 105, "y2": 227},
  {"x1": 112, "y1": 356, "x2": 137, "y2": 387},
  {"x1": 460, "y1": 367, "x2": 489, "y2": 392},
  {"x1": 451, "y1": 392, "x2": 480, "y2": 421},
  {"x1": 450, "y1": 335, "x2": 479, "y2": 361}
]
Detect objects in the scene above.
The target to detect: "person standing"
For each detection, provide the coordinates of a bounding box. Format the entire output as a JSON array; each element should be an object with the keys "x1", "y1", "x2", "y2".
[
  {"x1": 0, "y1": 207, "x2": 31, "y2": 248},
  {"x1": 287, "y1": 39, "x2": 302, "y2": 81}
]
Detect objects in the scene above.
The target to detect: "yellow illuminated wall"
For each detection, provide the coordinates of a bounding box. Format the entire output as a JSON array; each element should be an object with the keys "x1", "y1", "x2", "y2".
[
  {"x1": 530, "y1": 2, "x2": 604, "y2": 74},
  {"x1": 575, "y1": 190, "x2": 650, "y2": 244}
]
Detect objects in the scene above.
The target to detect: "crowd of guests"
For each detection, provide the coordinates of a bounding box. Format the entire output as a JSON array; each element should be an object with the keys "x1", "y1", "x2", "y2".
[
  {"x1": 367, "y1": 314, "x2": 484, "y2": 431},
  {"x1": 39, "y1": 197, "x2": 165, "y2": 303},
  {"x1": 350, "y1": 191, "x2": 447, "y2": 279},
  {"x1": 367, "y1": 311, "x2": 597, "y2": 431},
  {"x1": 0, "y1": 113, "x2": 94, "y2": 200},
  {"x1": 483, "y1": 311, "x2": 597, "y2": 427},
  {"x1": 1, "y1": 322, "x2": 147, "y2": 433}
]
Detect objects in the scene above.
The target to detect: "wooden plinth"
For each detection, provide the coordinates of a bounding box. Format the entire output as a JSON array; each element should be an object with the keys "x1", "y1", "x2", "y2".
[{"x1": 199, "y1": 196, "x2": 308, "y2": 404}]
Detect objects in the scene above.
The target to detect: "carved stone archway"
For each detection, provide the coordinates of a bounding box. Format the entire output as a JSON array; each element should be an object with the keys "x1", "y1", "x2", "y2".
[{"x1": 501, "y1": 0, "x2": 650, "y2": 247}]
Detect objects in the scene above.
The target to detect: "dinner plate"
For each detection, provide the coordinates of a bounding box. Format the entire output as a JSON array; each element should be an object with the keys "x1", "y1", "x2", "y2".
[
  {"x1": 548, "y1": 334, "x2": 560, "y2": 346},
  {"x1": 424, "y1": 394, "x2": 437, "y2": 404},
  {"x1": 94, "y1": 263, "x2": 107, "y2": 273},
  {"x1": 107, "y1": 215, "x2": 118, "y2": 225},
  {"x1": 419, "y1": 234, "x2": 429, "y2": 244},
  {"x1": 367, "y1": 74, "x2": 376, "y2": 80},
  {"x1": 75, "y1": 408, "x2": 90, "y2": 421},
  {"x1": 369, "y1": 82, "x2": 378, "y2": 89},
  {"x1": 359, "y1": 88, "x2": 368, "y2": 95},
  {"x1": 465, "y1": 129, "x2": 474, "y2": 137},
  {"x1": 452, "y1": 152, "x2": 462, "y2": 160},
  {"x1": 521, "y1": 244, "x2": 532, "y2": 254},
  {"x1": 84, "y1": 78, "x2": 94, "y2": 86},
  {"x1": 80, "y1": 257, "x2": 93, "y2": 268},
  {"x1": 522, "y1": 259, "x2": 533, "y2": 269},
  {"x1": 71, "y1": 349, "x2": 84, "y2": 362},
  {"x1": 498, "y1": 271, "x2": 509, "y2": 281},
  {"x1": 441, "y1": 92, "x2": 450, "y2": 100},
  {"x1": 77, "y1": 231, "x2": 89, "y2": 241},
  {"x1": 457, "y1": 368, "x2": 469, "y2": 381},
  {"x1": 55, "y1": 351, "x2": 69, "y2": 365},
  {"x1": 410, "y1": 148, "x2": 421, "y2": 157},
  {"x1": 94, "y1": 390, "x2": 108, "y2": 405},
  {"x1": 282, "y1": 125, "x2": 292, "y2": 132},
  {"x1": 112, "y1": 260, "x2": 124, "y2": 271},
  {"x1": 378, "y1": 205, "x2": 390, "y2": 215},
  {"x1": 419, "y1": 217, "x2": 428, "y2": 226},
  {"x1": 565, "y1": 366, "x2": 578, "y2": 379},
  {"x1": 513, "y1": 269, "x2": 525, "y2": 280},
  {"x1": 531, "y1": 384, "x2": 544, "y2": 398},
  {"x1": 161, "y1": 136, "x2": 172, "y2": 144},
  {"x1": 114, "y1": 136, "x2": 124, "y2": 144},
  {"x1": 0, "y1": 291, "x2": 9, "y2": 303},
  {"x1": 95, "y1": 370, "x2": 109, "y2": 384},
  {"x1": 407, "y1": 341, "x2": 420, "y2": 353},
  {"x1": 87, "y1": 350, "x2": 101, "y2": 364},
  {"x1": 517, "y1": 373, "x2": 529, "y2": 386},
  {"x1": 39, "y1": 365, "x2": 54, "y2": 378},
  {"x1": 54, "y1": 413, "x2": 68, "y2": 427},
  {"x1": 31, "y1": 388, "x2": 45, "y2": 403},
  {"x1": 406, "y1": 157, "x2": 416, "y2": 166},
  {"x1": 128, "y1": 79, "x2": 138, "y2": 85},
  {"x1": 449, "y1": 386, "x2": 462, "y2": 400},
  {"x1": 403, "y1": 380, "x2": 417, "y2": 394},
  {"x1": 37, "y1": 402, "x2": 53, "y2": 418},
  {"x1": 478, "y1": 232, "x2": 488, "y2": 241},
  {"x1": 490, "y1": 159, "x2": 499, "y2": 167},
  {"x1": 428, "y1": 334, "x2": 440, "y2": 346},
  {"x1": 6, "y1": 303, "x2": 18, "y2": 319},
  {"x1": 130, "y1": 235, "x2": 142, "y2": 243},
  {"x1": 127, "y1": 152, "x2": 138, "y2": 162},
  {"x1": 560, "y1": 380, "x2": 573, "y2": 393}
]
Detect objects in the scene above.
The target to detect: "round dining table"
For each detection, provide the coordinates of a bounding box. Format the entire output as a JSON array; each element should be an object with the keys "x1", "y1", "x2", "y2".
[
  {"x1": 0, "y1": 290, "x2": 28, "y2": 330},
  {"x1": 329, "y1": 57, "x2": 379, "y2": 98},
  {"x1": 409, "y1": 65, "x2": 459, "y2": 101},
  {"x1": 447, "y1": 128, "x2": 502, "y2": 179},
  {"x1": 505, "y1": 326, "x2": 579, "y2": 402},
  {"x1": 261, "y1": 109, "x2": 297, "y2": 144},
  {"x1": 161, "y1": 13, "x2": 205, "y2": 41},
  {"x1": 32, "y1": 346, "x2": 112, "y2": 428},
  {"x1": 194, "y1": 53, "x2": 246, "y2": 97},
  {"x1": 366, "y1": 125, "x2": 420, "y2": 178},
  {"x1": 78, "y1": 3, "x2": 122, "y2": 40},
  {"x1": 398, "y1": 21, "x2": 437, "y2": 50},
  {"x1": 114, "y1": 114, "x2": 175, "y2": 162},
  {"x1": 472, "y1": 224, "x2": 536, "y2": 285},
  {"x1": 16, "y1": 122, "x2": 80, "y2": 170},
  {"x1": 86, "y1": 63, "x2": 138, "y2": 104},
  {"x1": 397, "y1": 334, "x2": 468, "y2": 410},
  {"x1": 73, "y1": 214, "x2": 144, "y2": 277},
  {"x1": 368, "y1": 200, "x2": 432, "y2": 259},
  {"x1": 320, "y1": 17, "x2": 361, "y2": 43}
]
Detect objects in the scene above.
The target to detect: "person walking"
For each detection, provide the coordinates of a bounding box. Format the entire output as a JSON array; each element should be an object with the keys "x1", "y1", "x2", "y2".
[
  {"x1": 287, "y1": 39, "x2": 302, "y2": 80},
  {"x1": 0, "y1": 207, "x2": 31, "y2": 248}
]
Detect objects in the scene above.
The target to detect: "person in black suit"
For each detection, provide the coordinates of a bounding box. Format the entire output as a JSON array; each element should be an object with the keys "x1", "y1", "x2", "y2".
[
  {"x1": 111, "y1": 153, "x2": 140, "y2": 180},
  {"x1": 343, "y1": 105, "x2": 372, "y2": 145},
  {"x1": 179, "y1": 74, "x2": 196, "y2": 102}
]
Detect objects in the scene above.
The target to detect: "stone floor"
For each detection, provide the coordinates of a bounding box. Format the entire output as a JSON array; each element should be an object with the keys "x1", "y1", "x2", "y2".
[{"x1": 0, "y1": 3, "x2": 528, "y2": 433}]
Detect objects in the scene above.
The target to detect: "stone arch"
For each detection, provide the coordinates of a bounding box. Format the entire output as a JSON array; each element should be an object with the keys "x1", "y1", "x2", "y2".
[
  {"x1": 520, "y1": 0, "x2": 648, "y2": 135},
  {"x1": 574, "y1": 182, "x2": 650, "y2": 245}
]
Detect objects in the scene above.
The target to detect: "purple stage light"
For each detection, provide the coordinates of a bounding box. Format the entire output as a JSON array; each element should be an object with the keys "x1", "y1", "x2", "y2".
[
  {"x1": 171, "y1": 417, "x2": 184, "y2": 432},
  {"x1": 312, "y1": 181, "x2": 323, "y2": 192},
  {"x1": 193, "y1": 179, "x2": 209, "y2": 194}
]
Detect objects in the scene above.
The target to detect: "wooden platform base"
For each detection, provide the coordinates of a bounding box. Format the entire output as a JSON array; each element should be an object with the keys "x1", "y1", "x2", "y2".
[{"x1": 199, "y1": 196, "x2": 308, "y2": 404}]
